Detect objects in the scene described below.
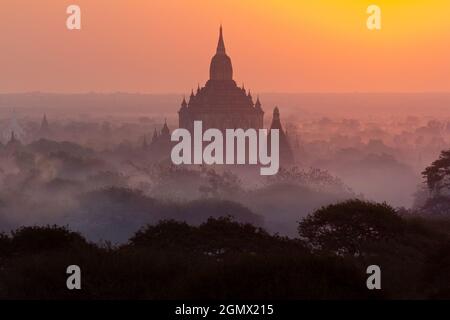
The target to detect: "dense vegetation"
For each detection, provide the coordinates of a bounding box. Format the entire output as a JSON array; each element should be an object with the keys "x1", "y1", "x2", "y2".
[
  {"x1": 0, "y1": 199, "x2": 448, "y2": 300},
  {"x1": 419, "y1": 149, "x2": 450, "y2": 216}
]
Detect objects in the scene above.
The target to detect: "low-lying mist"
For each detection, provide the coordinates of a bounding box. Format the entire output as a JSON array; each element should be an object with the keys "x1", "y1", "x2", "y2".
[{"x1": 1, "y1": 92, "x2": 450, "y2": 242}]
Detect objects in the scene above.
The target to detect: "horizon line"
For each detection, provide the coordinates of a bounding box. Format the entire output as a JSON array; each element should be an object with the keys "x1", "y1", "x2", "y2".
[{"x1": 1, "y1": 91, "x2": 450, "y2": 95}]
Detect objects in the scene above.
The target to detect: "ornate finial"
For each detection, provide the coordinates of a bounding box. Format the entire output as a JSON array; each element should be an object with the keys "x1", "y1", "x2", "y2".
[
  {"x1": 152, "y1": 128, "x2": 158, "y2": 142},
  {"x1": 217, "y1": 25, "x2": 226, "y2": 54},
  {"x1": 210, "y1": 24, "x2": 233, "y2": 81},
  {"x1": 255, "y1": 95, "x2": 262, "y2": 109},
  {"x1": 161, "y1": 118, "x2": 170, "y2": 136},
  {"x1": 273, "y1": 106, "x2": 280, "y2": 120}
]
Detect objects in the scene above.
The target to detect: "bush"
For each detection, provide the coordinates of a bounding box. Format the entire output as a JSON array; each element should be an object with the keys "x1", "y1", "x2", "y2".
[
  {"x1": 129, "y1": 220, "x2": 197, "y2": 250},
  {"x1": 0, "y1": 233, "x2": 12, "y2": 257},
  {"x1": 298, "y1": 199, "x2": 404, "y2": 256},
  {"x1": 129, "y1": 217, "x2": 294, "y2": 256},
  {"x1": 11, "y1": 225, "x2": 90, "y2": 254}
]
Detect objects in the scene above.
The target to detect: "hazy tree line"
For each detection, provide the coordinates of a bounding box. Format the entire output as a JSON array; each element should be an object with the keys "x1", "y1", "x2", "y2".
[
  {"x1": 1, "y1": 132, "x2": 450, "y2": 299},
  {"x1": 0, "y1": 199, "x2": 449, "y2": 299}
]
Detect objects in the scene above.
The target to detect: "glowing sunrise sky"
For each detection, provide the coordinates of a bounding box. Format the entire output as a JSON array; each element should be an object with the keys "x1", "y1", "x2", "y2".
[{"x1": 1, "y1": 0, "x2": 450, "y2": 93}]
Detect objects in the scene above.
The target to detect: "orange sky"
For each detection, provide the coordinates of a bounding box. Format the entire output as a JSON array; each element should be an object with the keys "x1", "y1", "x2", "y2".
[{"x1": 1, "y1": 0, "x2": 450, "y2": 93}]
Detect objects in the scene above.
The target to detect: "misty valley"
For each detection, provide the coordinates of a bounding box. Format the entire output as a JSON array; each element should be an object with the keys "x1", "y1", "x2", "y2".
[
  {"x1": 0, "y1": 93, "x2": 449, "y2": 299},
  {"x1": 0, "y1": 93, "x2": 449, "y2": 238}
]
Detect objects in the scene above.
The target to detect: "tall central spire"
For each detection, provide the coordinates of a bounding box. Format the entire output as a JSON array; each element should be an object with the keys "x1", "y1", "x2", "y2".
[
  {"x1": 209, "y1": 25, "x2": 233, "y2": 81},
  {"x1": 216, "y1": 25, "x2": 226, "y2": 55}
]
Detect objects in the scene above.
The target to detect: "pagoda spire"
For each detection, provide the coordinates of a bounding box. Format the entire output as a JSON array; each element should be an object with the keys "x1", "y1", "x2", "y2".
[
  {"x1": 269, "y1": 106, "x2": 295, "y2": 164},
  {"x1": 270, "y1": 107, "x2": 282, "y2": 130},
  {"x1": 181, "y1": 96, "x2": 187, "y2": 108},
  {"x1": 209, "y1": 25, "x2": 233, "y2": 81},
  {"x1": 40, "y1": 113, "x2": 50, "y2": 131},
  {"x1": 217, "y1": 25, "x2": 226, "y2": 55},
  {"x1": 161, "y1": 119, "x2": 170, "y2": 136},
  {"x1": 152, "y1": 128, "x2": 158, "y2": 143},
  {"x1": 255, "y1": 95, "x2": 263, "y2": 111}
]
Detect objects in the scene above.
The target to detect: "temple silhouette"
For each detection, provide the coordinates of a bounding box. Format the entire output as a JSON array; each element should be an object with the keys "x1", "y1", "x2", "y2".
[
  {"x1": 152, "y1": 26, "x2": 294, "y2": 165},
  {"x1": 178, "y1": 26, "x2": 264, "y2": 131}
]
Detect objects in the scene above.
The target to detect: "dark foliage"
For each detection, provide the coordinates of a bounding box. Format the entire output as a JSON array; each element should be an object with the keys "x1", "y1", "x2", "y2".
[
  {"x1": 130, "y1": 217, "x2": 293, "y2": 257},
  {"x1": 0, "y1": 232, "x2": 11, "y2": 257},
  {"x1": 299, "y1": 200, "x2": 450, "y2": 298},
  {"x1": 422, "y1": 150, "x2": 450, "y2": 194},
  {"x1": 298, "y1": 199, "x2": 404, "y2": 256},
  {"x1": 0, "y1": 218, "x2": 374, "y2": 300},
  {"x1": 419, "y1": 150, "x2": 450, "y2": 217},
  {"x1": 0, "y1": 203, "x2": 449, "y2": 299},
  {"x1": 9, "y1": 225, "x2": 91, "y2": 254},
  {"x1": 421, "y1": 241, "x2": 450, "y2": 298},
  {"x1": 421, "y1": 195, "x2": 450, "y2": 216}
]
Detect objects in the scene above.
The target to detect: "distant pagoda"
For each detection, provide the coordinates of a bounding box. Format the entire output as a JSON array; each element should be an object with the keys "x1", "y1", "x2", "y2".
[{"x1": 38, "y1": 114, "x2": 51, "y2": 139}]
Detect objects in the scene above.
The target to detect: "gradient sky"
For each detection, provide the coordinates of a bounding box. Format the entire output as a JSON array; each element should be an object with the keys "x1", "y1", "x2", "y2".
[{"x1": 1, "y1": 0, "x2": 450, "y2": 93}]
